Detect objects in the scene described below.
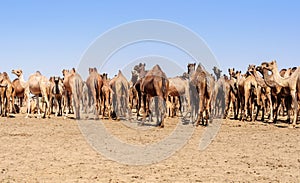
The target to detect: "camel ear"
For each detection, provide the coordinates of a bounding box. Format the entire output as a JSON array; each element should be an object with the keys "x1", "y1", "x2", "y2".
[{"x1": 72, "y1": 68, "x2": 76, "y2": 73}]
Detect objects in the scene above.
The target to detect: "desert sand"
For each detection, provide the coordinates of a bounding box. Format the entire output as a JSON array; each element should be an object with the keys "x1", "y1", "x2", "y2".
[{"x1": 0, "y1": 115, "x2": 299, "y2": 182}]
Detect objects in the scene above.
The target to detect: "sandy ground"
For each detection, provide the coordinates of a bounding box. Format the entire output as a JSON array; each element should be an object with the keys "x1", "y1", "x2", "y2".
[{"x1": 0, "y1": 114, "x2": 300, "y2": 182}]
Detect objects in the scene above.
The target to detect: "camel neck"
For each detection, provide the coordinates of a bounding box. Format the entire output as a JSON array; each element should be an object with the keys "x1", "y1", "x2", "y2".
[
  {"x1": 271, "y1": 65, "x2": 290, "y2": 87},
  {"x1": 252, "y1": 70, "x2": 266, "y2": 87},
  {"x1": 261, "y1": 68, "x2": 277, "y2": 88}
]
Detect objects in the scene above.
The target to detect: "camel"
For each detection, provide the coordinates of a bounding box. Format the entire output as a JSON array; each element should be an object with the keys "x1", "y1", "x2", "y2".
[
  {"x1": 187, "y1": 63, "x2": 196, "y2": 77},
  {"x1": 235, "y1": 69, "x2": 258, "y2": 121},
  {"x1": 149, "y1": 96, "x2": 166, "y2": 124},
  {"x1": 140, "y1": 65, "x2": 169, "y2": 127},
  {"x1": 189, "y1": 64, "x2": 214, "y2": 126},
  {"x1": 212, "y1": 74, "x2": 231, "y2": 118},
  {"x1": 62, "y1": 68, "x2": 84, "y2": 119},
  {"x1": 248, "y1": 65, "x2": 273, "y2": 122},
  {"x1": 11, "y1": 69, "x2": 26, "y2": 113},
  {"x1": 49, "y1": 76, "x2": 64, "y2": 116},
  {"x1": 85, "y1": 68, "x2": 103, "y2": 119},
  {"x1": 24, "y1": 71, "x2": 50, "y2": 118},
  {"x1": 109, "y1": 70, "x2": 131, "y2": 120},
  {"x1": 132, "y1": 63, "x2": 148, "y2": 119},
  {"x1": 212, "y1": 66, "x2": 222, "y2": 80},
  {"x1": 129, "y1": 70, "x2": 139, "y2": 112},
  {"x1": 256, "y1": 64, "x2": 292, "y2": 123},
  {"x1": 0, "y1": 72, "x2": 13, "y2": 117},
  {"x1": 101, "y1": 73, "x2": 113, "y2": 119},
  {"x1": 262, "y1": 60, "x2": 299, "y2": 127},
  {"x1": 222, "y1": 68, "x2": 239, "y2": 119},
  {"x1": 167, "y1": 76, "x2": 190, "y2": 117}
]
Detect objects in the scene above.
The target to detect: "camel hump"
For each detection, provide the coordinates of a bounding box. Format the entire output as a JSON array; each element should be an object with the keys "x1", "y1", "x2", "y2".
[{"x1": 147, "y1": 64, "x2": 167, "y2": 78}]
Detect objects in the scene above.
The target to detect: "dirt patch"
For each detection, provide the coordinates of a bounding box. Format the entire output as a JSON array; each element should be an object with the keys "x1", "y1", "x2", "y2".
[{"x1": 0, "y1": 115, "x2": 299, "y2": 182}]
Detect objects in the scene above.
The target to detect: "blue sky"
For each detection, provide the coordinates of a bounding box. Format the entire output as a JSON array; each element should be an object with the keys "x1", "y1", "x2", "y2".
[{"x1": 0, "y1": 1, "x2": 299, "y2": 79}]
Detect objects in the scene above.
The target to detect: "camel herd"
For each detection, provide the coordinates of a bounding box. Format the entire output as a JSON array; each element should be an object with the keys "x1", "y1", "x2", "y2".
[{"x1": 0, "y1": 60, "x2": 299, "y2": 128}]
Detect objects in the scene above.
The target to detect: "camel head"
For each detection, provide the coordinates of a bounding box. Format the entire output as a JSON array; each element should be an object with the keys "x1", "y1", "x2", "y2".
[
  {"x1": 0, "y1": 72, "x2": 9, "y2": 82},
  {"x1": 187, "y1": 63, "x2": 196, "y2": 75},
  {"x1": 71, "y1": 68, "x2": 76, "y2": 74},
  {"x1": 212, "y1": 66, "x2": 222, "y2": 79},
  {"x1": 228, "y1": 68, "x2": 235, "y2": 77},
  {"x1": 133, "y1": 63, "x2": 146, "y2": 73},
  {"x1": 62, "y1": 69, "x2": 69, "y2": 76},
  {"x1": 247, "y1": 64, "x2": 256, "y2": 73},
  {"x1": 263, "y1": 60, "x2": 277, "y2": 71},
  {"x1": 279, "y1": 68, "x2": 287, "y2": 77},
  {"x1": 89, "y1": 67, "x2": 98, "y2": 74},
  {"x1": 234, "y1": 71, "x2": 241, "y2": 79},
  {"x1": 11, "y1": 69, "x2": 23, "y2": 77}
]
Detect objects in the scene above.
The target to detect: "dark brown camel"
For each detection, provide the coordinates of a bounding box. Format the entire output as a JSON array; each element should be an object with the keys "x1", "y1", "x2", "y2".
[{"x1": 140, "y1": 65, "x2": 169, "y2": 127}]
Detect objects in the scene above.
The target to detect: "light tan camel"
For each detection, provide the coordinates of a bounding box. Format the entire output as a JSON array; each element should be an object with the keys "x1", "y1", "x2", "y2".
[
  {"x1": 24, "y1": 71, "x2": 50, "y2": 118},
  {"x1": 101, "y1": 73, "x2": 113, "y2": 119},
  {"x1": 62, "y1": 68, "x2": 84, "y2": 119},
  {"x1": 262, "y1": 60, "x2": 299, "y2": 127},
  {"x1": 11, "y1": 69, "x2": 26, "y2": 112},
  {"x1": 109, "y1": 70, "x2": 131, "y2": 120},
  {"x1": 167, "y1": 76, "x2": 190, "y2": 117},
  {"x1": 86, "y1": 68, "x2": 103, "y2": 119},
  {"x1": 0, "y1": 72, "x2": 13, "y2": 117},
  {"x1": 257, "y1": 63, "x2": 292, "y2": 123}
]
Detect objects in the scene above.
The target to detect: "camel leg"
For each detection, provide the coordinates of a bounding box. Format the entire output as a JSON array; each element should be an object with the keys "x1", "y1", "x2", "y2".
[
  {"x1": 291, "y1": 91, "x2": 298, "y2": 127},
  {"x1": 267, "y1": 93, "x2": 273, "y2": 122}
]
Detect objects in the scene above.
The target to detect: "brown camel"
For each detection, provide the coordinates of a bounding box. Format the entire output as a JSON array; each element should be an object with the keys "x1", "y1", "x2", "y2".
[
  {"x1": 132, "y1": 63, "x2": 148, "y2": 118},
  {"x1": 0, "y1": 72, "x2": 13, "y2": 117},
  {"x1": 24, "y1": 71, "x2": 50, "y2": 118},
  {"x1": 262, "y1": 60, "x2": 299, "y2": 127},
  {"x1": 11, "y1": 69, "x2": 26, "y2": 112},
  {"x1": 222, "y1": 68, "x2": 239, "y2": 119},
  {"x1": 235, "y1": 69, "x2": 258, "y2": 121},
  {"x1": 109, "y1": 70, "x2": 131, "y2": 120},
  {"x1": 129, "y1": 70, "x2": 139, "y2": 112},
  {"x1": 189, "y1": 64, "x2": 214, "y2": 126},
  {"x1": 101, "y1": 73, "x2": 113, "y2": 119},
  {"x1": 140, "y1": 65, "x2": 169, "y2": 127},
  {"x1": 86, "y1": 68, "x2": 103, "y2": 119},
  {"x1": 62, "y1": 68, "x2": 84, "y2": 119},
  {"x1": 248, "y1": 65, "x2": 273, "y2": 122}
]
